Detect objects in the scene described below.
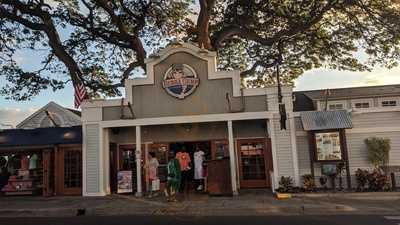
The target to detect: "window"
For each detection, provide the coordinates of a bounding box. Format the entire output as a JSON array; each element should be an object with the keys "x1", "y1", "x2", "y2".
[
  {"x1": 354, "y1": 102, "x2": 370, "y2": 108},
  {"x1": 382, "y1": 100, "x2": 397, "y2": 107},
  {"x1": 315, "y1": 132, "x2": 342, "y2": 161},
  {"x1": 328, "y1": 104, "x2": 344, "y2": 110},
  {"x1": 64, "y1": 150, "x2": 82, "y2": 188},
  {"x1": 239, "y1": 141, "x2": 266, "y2": 180}
]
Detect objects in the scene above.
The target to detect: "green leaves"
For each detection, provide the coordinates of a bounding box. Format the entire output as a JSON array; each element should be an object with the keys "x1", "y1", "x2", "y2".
[
  {"x1": 1, "y1": 0, "x2": 400, "y2": 99},
  {"x1": 365, "y1": 137, "x2": 391, "y2": 169}
]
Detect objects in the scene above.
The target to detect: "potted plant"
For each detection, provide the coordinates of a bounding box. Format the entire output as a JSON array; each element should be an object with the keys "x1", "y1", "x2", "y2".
[
  {"x1": 302, "y1": 174, "x2": 316, "y2": 192},
  {"x1": 276, "y1": 176, "x2": 293, "y2": 199}
]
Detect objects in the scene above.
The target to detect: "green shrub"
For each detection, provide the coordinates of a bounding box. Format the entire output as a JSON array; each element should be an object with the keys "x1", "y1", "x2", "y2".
[
  {"x1": 278, "y1": 176, "x2": 294, "y2": 193},
  {"x1": 365, "y1": 137, "x2": 391, "y2": 171},
  {"x1": 302, "y1": 174, "x2": 316, "y2": 191}
]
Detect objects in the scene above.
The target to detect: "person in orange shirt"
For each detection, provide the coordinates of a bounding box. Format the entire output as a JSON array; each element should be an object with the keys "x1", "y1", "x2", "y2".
[{"x1": 175, "y1": 146, "x2": 191, "y2": 193}]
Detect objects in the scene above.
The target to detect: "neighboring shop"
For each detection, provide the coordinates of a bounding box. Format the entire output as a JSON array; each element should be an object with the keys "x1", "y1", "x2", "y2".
[
  {"x1": 0, "y1": 126, "x2": 82, "y2": 196},
  {"x1": 81, "y1": 42, "x2": 400, "y2": 197}
]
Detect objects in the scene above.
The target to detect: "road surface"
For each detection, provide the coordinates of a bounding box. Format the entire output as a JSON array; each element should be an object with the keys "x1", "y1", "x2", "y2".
[{"x1": 1, "y1": 215, "x2": 400, "y2": 225}]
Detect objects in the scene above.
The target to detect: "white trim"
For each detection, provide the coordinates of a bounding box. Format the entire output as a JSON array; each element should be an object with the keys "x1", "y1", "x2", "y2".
[
  {"x1": 100, "y1": 111, "x2": 274, "y2": 128},
  {"x1": 268, "y1": 119, "x2": 279, "y2": 190},
  {"x1": 318, "y1": 100, "x2": 347, "y2": 111},
  {"x1": 289, "y1": 116, "x2": 300, "y2": 186},
  {"x1": 82, "y1": 122, "x2": 87, "y2": 196},
  {"x1": 82, "y1": 99, "x2": 125, "y2": 108},
  {"x1": 227, "y1": 121, "x2": 238, "y2": 195},
  {"x1": 351, "y1": 106, "x2": 400, "y2": 114},
  {"x1": 98, "y1": 126, "x2": 105, "y2": 195},
  {"x1": 135, "y1": 126, "x2": 143, "y2": 196}
]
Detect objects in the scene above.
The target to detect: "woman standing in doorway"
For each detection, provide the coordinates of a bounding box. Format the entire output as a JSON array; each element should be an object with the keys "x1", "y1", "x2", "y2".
[{"x1": 146, "y1": 152, "x2": 159, "y2": 198}]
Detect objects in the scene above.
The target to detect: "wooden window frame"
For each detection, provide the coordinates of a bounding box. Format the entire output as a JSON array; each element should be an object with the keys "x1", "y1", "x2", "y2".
[{"x1": 236, "y1": 138, "x2": 272, "y2": 188}]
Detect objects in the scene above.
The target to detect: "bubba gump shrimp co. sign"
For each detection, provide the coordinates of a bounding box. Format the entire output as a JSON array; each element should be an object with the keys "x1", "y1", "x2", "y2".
[{"x1": 162, "y1": 64, "x2": 200, "y2": 99}]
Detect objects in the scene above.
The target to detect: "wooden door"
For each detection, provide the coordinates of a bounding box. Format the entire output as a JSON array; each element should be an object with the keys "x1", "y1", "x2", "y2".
[
  {"x1": 237, "y1": 138, "x2": 272, "y2": 188},
  {"x1": 57, "y1": 146, "x2": 82, "y2": 195}
]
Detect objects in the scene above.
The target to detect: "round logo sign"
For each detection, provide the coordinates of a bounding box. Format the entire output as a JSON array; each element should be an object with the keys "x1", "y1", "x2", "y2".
[{"x1": 162, "y1": 64, "x2": 200, "y2": 99}]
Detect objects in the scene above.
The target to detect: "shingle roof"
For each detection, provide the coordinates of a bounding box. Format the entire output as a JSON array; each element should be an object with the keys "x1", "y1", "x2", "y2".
[
  {"x1": 300, "y1": 84, "x2": 400, "y2": 100},
  {"x1": 66, "y1": 108, "x2": 81, "y2": 117},
  {"x1": 0, "y1": 126, "x2": 82, "y2": 148},
  {"x1": 300, "y1": 110, "x2": 353, "y2": 131}
]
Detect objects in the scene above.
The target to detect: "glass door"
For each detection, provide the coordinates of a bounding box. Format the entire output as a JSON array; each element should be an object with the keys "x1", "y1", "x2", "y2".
[
  {"x1": 57, "y1": 147, "x2": 82, "y2": 195},
  {"x1": 237, "y1": 139, "x2": 271, "y2": 188}
]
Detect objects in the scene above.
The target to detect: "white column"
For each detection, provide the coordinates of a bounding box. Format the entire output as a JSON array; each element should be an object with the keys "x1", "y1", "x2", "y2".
[
  {"x1": 289, "y1": 115, "x2": 300, "y2": 186},
  {"x1": 268, "y1": 118, "x2": 279, "y2": 190},
  {"x1": 227, "y1": 121, "x2": 239, "y2": 195},
  {"x1": 135, "y1": 125, "x2": 142, "y2": 196}
]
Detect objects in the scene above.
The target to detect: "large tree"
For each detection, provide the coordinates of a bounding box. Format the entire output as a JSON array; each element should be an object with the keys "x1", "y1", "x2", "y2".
[{"x1": 1, "y1": 0, "x2": 400, "y2": 100}]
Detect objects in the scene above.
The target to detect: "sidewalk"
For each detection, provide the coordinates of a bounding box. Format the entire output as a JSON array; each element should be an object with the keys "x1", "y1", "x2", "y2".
[{"x1": 0, "y1": 191, "x2": 399, "y2": 217}]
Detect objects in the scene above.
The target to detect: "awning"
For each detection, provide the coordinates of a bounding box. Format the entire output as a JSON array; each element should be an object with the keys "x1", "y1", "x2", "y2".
[
  {"x1": 0, "y1": 126, "x2": 82, "y2": 148},
  {"x1": 300, "y1": 110, "x2": 352, "y2": 131}
]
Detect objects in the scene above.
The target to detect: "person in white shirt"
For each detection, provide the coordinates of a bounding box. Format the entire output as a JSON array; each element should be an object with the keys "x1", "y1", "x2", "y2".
[{"x1": 193, "y1": 146, "x2": 205, "y2": 191}]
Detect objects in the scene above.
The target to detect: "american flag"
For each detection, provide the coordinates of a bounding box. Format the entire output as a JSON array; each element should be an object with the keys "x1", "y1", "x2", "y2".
[{"x1": 74, "y1": 83, "x2": 87, "y2": 109}]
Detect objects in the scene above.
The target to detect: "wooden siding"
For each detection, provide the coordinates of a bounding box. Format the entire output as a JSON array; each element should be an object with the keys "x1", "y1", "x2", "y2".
[
  {"x1": 351, "y1": 111, "x2": 400, "y2": 128},
  {"x1": 273, "y1": 118, "x2": 294, "y2": 177},
  {"x1": 85, "y1": 124, "x2": 100, "y2": 194}
]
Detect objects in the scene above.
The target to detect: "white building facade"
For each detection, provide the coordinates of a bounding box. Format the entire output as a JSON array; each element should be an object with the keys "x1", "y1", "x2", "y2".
[{"x1": 81, "y1": 43, "x2": 400, "y2": 196}]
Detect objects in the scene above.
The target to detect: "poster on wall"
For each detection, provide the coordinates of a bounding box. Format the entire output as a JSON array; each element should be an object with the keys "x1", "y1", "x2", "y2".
[
  {"x1": 315, "y1": 132, "x2": 342, "y2": 161},
  {"x1": 117, "y1": 170, "x2": 133, "y2": 194}
]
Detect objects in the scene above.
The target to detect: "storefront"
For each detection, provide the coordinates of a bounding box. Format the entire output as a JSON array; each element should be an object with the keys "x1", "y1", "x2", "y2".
[
  {"x1": 81, "y1": 42, "x2": 297, "y2": 197},
  {"x1": 0, "y1": 126, "x2": 82, "y2": 196},
  {"x1": 81, "y1": 42, "x2": 400, "y2": 197}
]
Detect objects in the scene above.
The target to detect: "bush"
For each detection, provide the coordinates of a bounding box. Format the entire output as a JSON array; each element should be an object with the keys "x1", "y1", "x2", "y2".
[
  {"x1": 355, "y1": 169, "x2": 369, "y2": 191},
  {"x1": 367, "y1": 169, "x2": 389, "y2": 191},
  {"x1": 302, "y1": 174, "x2": 315, "y2": 191},
  {"x1": 278, "y1": 176, "x2": 294, "y2": 193},
  {"x1": 365, "y1": 137, "x2": 391, "y2": 171}
]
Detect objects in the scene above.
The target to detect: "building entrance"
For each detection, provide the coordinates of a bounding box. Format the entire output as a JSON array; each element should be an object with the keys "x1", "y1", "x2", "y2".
[{"x1": 169, "y1": 141, "x2": 210, "y2": 193}]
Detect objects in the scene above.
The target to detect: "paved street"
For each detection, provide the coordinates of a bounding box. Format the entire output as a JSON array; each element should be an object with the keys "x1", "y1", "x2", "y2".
[
  {"x1": 1, "y1": 191, "x2": 400, "y2": 218},
  {"x1": 0, "y1": 215, "x2": 400, "y2": 225}
]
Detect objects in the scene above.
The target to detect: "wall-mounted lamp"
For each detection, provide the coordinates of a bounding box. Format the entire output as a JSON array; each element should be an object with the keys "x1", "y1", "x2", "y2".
[
  {"x1": 182, "y1": 124, "x2": 192, "y2": 132},
  {"x1": 63, "y1": 132, "x2": 76, "y2": 140}
]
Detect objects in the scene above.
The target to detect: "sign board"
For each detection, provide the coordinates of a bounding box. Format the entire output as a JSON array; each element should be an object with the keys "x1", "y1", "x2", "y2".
[
  {"x1": 117, "y1": 170, "x2": 133, "y2": 194},
  {"x1": 162, "y1": 64, "x2": 199, "y2": 99}
]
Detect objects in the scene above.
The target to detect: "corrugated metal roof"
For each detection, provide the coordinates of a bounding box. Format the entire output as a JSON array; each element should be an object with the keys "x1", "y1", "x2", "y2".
[{"x1": 300, "y1": 110, "x2": 352, "y2": 131}]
